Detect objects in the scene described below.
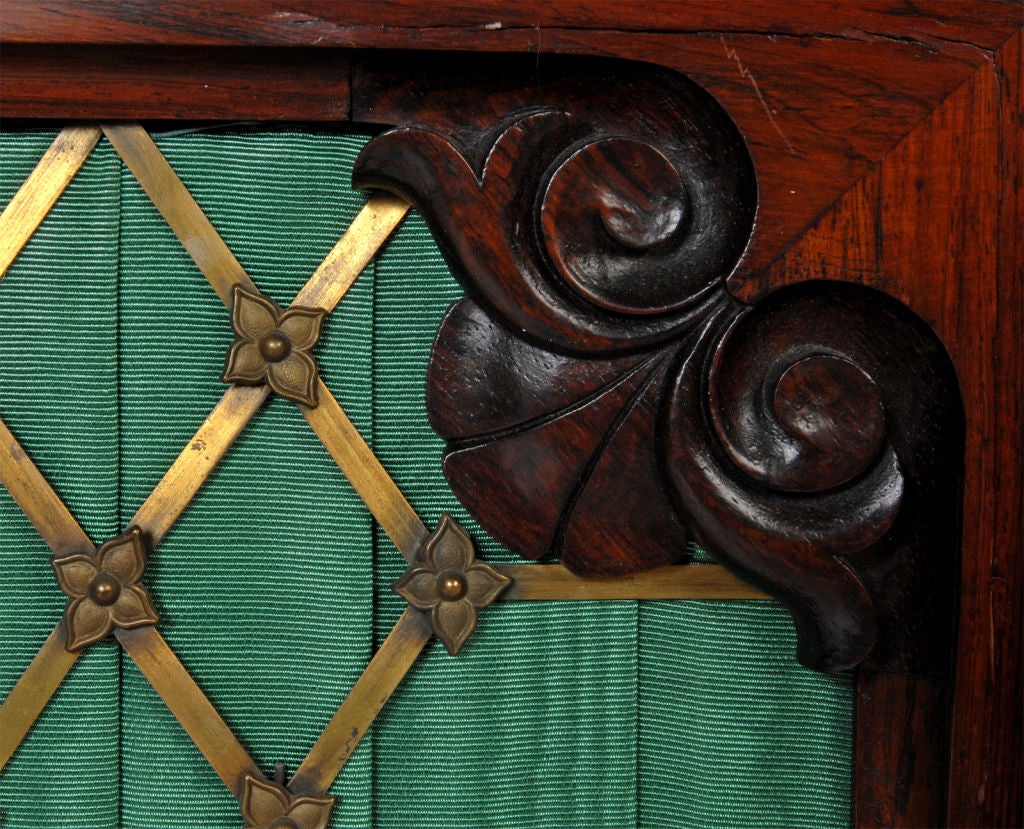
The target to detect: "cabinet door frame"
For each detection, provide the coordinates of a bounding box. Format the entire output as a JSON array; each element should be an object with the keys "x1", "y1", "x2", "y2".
[{"x1": 1, "y1": 3, "x2": 1021, "y2": 827}]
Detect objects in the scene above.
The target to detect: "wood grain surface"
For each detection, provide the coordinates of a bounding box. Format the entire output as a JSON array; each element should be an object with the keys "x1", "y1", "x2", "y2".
[{"x1": 1, "y1": 4, "x2": 1020, "y2": 826}]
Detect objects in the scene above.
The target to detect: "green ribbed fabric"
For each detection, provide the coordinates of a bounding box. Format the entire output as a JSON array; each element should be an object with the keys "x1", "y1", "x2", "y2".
[
  {"x1": 0, "y1": 129, "x2": 853, "y2": 828},
  {"x1": 370, "y1": 214, "x2": 639, "y2": 828},
  {"x1": 116, "y1": 130, "x2": 375, "y2": 829},
  {"x1": 0, "y1": 134, "x2": 121, "y2": 828},
  {"x1": 638, "y1": 602, "x2": 852, "y2": 828}
]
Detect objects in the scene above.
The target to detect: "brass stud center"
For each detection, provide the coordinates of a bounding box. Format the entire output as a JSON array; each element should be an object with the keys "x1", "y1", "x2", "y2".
[
  {"x1": 259, "y1": 332, "x2": 291, "y2": 363},
  {"x1": 437, "y1": 571, "x2": 467, "y2": 601},
  {"x1": 271, "y1": 820, "x2": 300, "y2": 829},
  {"x1": 88, "y1": 573, "x2": 121, "y2": 606}
]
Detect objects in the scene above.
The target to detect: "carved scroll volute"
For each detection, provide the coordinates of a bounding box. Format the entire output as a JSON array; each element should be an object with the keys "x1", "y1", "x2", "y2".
[
  {"x1": 353, "y1": 58, "x2": 963, "y2": 675},
  {"x1": 666, "y1": 284, "x2": 962, "y2": 672},
  {"x1": 354, "y1": 62, "x2": 756, "y2": 576},
  {"x1": 353, "y1": 62, "x2": 756, "y2": 353}
]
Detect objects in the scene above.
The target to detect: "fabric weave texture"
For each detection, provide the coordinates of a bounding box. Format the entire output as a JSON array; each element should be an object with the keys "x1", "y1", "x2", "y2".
[{"x1": 0, "y1": 130, "x2": 852, "y2": 828}]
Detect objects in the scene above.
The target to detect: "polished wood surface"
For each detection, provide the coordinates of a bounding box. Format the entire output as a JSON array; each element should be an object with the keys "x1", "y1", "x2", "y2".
[{"x1": 1, "y1": 4, "x2": 1020, "y2": 827}]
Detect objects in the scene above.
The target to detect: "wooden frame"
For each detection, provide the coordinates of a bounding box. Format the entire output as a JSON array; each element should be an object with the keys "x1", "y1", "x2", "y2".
[{"x1": 1, "y1": 3, "x2": 1021, "y2": 828}]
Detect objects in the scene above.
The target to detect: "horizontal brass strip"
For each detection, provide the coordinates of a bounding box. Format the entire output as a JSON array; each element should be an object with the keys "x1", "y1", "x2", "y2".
[{"x1": 497, "y1": 563, "x2": 770, "y2": 601}]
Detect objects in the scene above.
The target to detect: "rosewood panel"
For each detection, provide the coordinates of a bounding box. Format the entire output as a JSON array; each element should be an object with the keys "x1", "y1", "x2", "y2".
[
  {"x1": 1, "y1": 3, "x2": 1020, "y2": 827},
  {"x1": 349, "y1": 58, "x2": 963, "y2": 680}
]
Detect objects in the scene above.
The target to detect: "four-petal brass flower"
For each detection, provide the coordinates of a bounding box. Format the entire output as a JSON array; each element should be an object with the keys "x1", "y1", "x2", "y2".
[
  {"x1": 241, "y1": 775, "x2": 335, "y2": 829},
  {"x1": 393, "y1": 514, "x2": 511, "y2": 655},
  {"x1": 51, "y1": 526, "x2": 159, "y2": 652},
  {"x1": 223, "y1": 286, "x2": 326, "y2": 407}
]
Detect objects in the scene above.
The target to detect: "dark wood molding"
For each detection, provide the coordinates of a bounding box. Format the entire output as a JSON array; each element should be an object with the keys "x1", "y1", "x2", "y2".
[
  {"x1": 348, "y1": 57, "x2": 964, "y2": 680},
  {"x1": 1, "y1": 4, "x2": 1020, "y2": 828}
]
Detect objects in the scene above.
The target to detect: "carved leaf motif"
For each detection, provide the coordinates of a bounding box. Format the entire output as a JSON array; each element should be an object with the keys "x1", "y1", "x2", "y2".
[
  {"x1": 429, "y1": 300, "x2": 693, "y2": 574},
  {"x1": 665, "y1": 283, "x2": 961, "y2": 672},
  {"x1": 353, "y1": 66, "x2": 756, "y2": 355},
  {"x1": 358, "y1": 62, "x2": 963, "y2": 674}
]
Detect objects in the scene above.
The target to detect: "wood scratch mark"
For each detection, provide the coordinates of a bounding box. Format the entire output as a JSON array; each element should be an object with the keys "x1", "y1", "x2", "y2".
[
  {"x1": 720, "y1": 36, "x2": 799, "y2": 157},
  {"x1": 989, "y1": 575, "x2": 1007, "y2": 678}
]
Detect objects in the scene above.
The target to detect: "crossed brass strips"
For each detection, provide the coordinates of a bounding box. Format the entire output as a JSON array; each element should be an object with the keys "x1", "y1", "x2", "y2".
[{"x1": 0, "y1": 125, "x2": 767, "y2": 828}]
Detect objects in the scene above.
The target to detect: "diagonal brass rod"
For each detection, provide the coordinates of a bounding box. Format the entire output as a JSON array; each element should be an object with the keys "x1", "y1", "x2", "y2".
[
  {"x1": 0, "y1": 386, "x2": 268, "y2": 775},
  {"x1": 0, "y1": 623, "x2": 79, "y2": 771},
  {"x1": 290, "y1": 608, "x2": 432, "y2": 795},
  {"x1": 102, "y1": 123, "x2": 257, "y2": 305},
  {"x1": 129, "y1": 385, "x2": 270, "y2": 548},
  {"x1": 293, "y1": 194, "x2": 409, "y2": 313},
  {"x1": 0, "y1": 417, "x2": 94, "y2": 557},
  {"x1": 116, "y1": 626, "x2": 264, "y2": 799},
  {"x1": 0, "y1": 420, "x2": 94, "y2": 773},
  {"x1": 498, "y1": 564, "x2": 771, "y2": 601},
  {"x1": 302, "y1": 381, "x2": 429, "y2": 563},
  {"x1": 0, "y1": 125, "x2": 102, "y2": 279}
]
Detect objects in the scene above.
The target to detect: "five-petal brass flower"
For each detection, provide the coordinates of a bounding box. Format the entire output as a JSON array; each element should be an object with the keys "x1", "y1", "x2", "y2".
[
  {"x1": 393, "y1": 514, "x2": 511, "y2": 655},
  {"x1": 51, "y1": 526, "x2": 159, "y2": 652},
  {"x1": 223, "y1": 286, "x2": 326, "y2": 407},
  {"x1": 241, "y1": 775, "x2": 335, "y2": 829}
]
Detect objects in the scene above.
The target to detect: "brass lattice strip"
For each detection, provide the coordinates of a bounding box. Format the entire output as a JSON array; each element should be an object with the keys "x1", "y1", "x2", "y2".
[
  {"x1": 0, "y1": 125, "x2": 101, "y2": 279},
  {"x1": 0, "y1": 419, "x2": 95, "y2": 772},
  {"x1": 293, "y1": 193, "x2": 409, "y2": 313},
  {"x1": 289, "y1": 608, "x2": 433, "y2": 794},
  {"x1": 0, "y1": 624, "x2": 78, "y2": 769},
  {"x1": 116, "y1": 626, "x2": 264, "y2": 799},
  {"x1": 498, "y1": 563, "x2": 770, "y2": 600},
  {"x1": 302, "y1": 382, "x2": 429, "y2": 563},
  {"x1": 0, "y1": 417, "x2": 94, "y2": 557},
  {"x1": 129, "y1": 385, "x2": 271, "y2": 546},
  {"x1": 102, "y1": 123, "x2": 258, "y2": 305}
]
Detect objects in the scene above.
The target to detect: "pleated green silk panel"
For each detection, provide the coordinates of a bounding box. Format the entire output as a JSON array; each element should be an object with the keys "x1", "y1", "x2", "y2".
[
  {"x1": 115, "y1": 131, "x2": 376, "y2": 829},
  {"x1": 0, "y1": 129, "x2": 852, "y2": 828},
  {"x1": 0, "y1": 135, "x2": 121, "y2": 829}
]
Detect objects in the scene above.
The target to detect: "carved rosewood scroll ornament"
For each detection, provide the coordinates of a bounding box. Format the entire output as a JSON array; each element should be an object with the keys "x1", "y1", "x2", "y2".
[{"x1": 353, "y1": 60, "x2": 963, "y2": 676}]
